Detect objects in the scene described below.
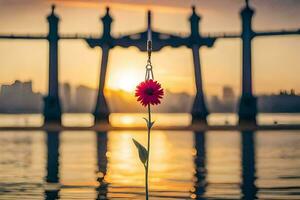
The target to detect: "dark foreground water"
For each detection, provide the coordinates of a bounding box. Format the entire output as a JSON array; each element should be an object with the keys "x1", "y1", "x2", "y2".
[{"x1": 0, "y1": 129, "x2": 300, "y2": 200}]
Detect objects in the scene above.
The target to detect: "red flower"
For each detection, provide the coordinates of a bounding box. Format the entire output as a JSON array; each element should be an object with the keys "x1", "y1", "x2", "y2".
[{"x1": 135, "y1": 79, "x2": 164, "y2": 107}]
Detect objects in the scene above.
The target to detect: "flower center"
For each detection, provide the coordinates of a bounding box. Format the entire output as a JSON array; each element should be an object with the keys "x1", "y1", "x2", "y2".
[{"x1": 145, "y1": 88, "x2": 154, "y2": 95}]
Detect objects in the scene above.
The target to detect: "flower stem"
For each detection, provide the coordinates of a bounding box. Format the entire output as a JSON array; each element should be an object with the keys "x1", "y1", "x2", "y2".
[{"x1": 145, "y1": 104, "x2": 151, "y2": 200}]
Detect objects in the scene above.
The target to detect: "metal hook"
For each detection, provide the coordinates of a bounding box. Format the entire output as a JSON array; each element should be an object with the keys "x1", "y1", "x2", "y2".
[{"x1": 145, "y1": 10, "x2": 154, "y2": 81}]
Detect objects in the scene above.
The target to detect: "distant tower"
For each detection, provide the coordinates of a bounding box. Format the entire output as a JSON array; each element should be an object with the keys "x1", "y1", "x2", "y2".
[
  {"x1": 93, "y1": 7, "x2": 112, "y2": 124},
  {"x1": 43, "y1": 5, "x2": 62, "y2": 124},
  {"x1": 238, "y1": 0, "x2": 257, "y2": 123},
  {"x1": 189, "y1": 6, "x2": 209, "y2": 124}
]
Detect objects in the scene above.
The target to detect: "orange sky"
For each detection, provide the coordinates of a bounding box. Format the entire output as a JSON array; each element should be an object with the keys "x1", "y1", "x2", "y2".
[{"x1": 0, "y1": 0, "x2": 299, "y2": 96}]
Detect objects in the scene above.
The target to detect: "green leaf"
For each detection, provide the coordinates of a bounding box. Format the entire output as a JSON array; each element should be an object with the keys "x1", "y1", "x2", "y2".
[
  {"x1": 149, "y1": 121, "x2": 155, "y2": 128},
  {"x1": 132, "y1": 138, "x2": 148, "y2": 167},
  {"x1": 143, "y1": 117, "x2": 149, "y2": 125},
  {"x1": 143, "y1": 117, "x2": 155, "y2": 129}
]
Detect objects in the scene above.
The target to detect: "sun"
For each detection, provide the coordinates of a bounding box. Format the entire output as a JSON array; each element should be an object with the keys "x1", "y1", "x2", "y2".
[
  {"x1": 108, "y1": 69, "x2": 143, "y2": 92},
  {"x1": 116, "y1": 76, "x2": 139, "y2": 92},
  {"x1": 106, "y1": 58, "x2": 145, "y2": 92}
]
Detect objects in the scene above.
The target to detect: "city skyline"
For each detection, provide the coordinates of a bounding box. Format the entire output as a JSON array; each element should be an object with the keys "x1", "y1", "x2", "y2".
[
  {"x1": 1, "y1": 78, "x2": 299, "y2": 97},
  {"x1": 1, "y1": 79, "x2": 299, "y2": 114},
  {"x1": 0, "y1": 0, "x2": 299, "y2": 96}
]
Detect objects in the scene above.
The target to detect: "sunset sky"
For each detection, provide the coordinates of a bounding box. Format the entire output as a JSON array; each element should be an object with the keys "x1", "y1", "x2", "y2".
[{"x1": 0, "y1": 0, "x2": 299, "y2": 97}]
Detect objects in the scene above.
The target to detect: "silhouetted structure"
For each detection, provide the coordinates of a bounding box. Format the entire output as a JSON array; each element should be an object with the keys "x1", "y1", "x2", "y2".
[
  {"x1": 43, "y1": 5, "x2": 62, "y2": 124},
  {"x1": 238, "y1": 1, "x2": 257, "y2": 124},
  {"x1": 193, "y1": 131, "x2": 207, "y2": 199},
  {"x1": 189, "y1": 7, "x2": 213, "y2": 124},
  {"x1": 0, "y1": 0, "x2": 299, "y2": 125},
  {"x1": 240, "y1": 131, "x2": 257, "y2": 200},
  {"x1": 86, "y1": 8, "x2": 112, "y2": 123},
  {"x1": 237, "y1": 1, "x2": 300, "y2": 124},
  {"x1": 87, "y1": 7, "x2": 216, "y2": 124}
]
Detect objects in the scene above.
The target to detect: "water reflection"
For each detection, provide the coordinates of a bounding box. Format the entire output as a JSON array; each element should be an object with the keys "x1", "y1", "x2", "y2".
[
  {"x1": 45, "y1": 189, "x2": 60, "y2": 200},
  {"x1": 2, "y1": 130, "x2": 292, "y2": 199},
  {"x1": 45, "y1": 131, "x2": 60, "y2": 200},
  {"x1": 42, "y1": 130, "x2": 258, "y2": 200},
  {"x1": 241, "y1": 131, "x2": 257, "y2": 200},
  {"x1": 96, "y1": 131, "x2": 108, "y2": 200},
  {"x1": 193, "y1": 131, "x2": 207, "y2": 200}
]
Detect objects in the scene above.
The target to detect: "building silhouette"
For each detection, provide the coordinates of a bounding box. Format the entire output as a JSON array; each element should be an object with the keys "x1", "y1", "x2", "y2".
[
  {"x1": 258, "y1": 93, "x2": 300, "y2": 113},
  {"x1": 73, "y1": 85, "x2": 97, "y2": 113},
  {"x1": 223, "y1": 86, "x2": 235, "y2": 103},
  {"x1": 0, "y1": 80, "x2": 42, "y2": 113},
  {"x1": 60, "y1": 82, "x2": 72, "y2": 112}
]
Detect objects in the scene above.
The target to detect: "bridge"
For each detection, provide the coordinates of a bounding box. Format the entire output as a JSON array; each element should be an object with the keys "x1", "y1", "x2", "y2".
[{"x1": 0, "y1": 1, "x2": 299, "y2": 125}]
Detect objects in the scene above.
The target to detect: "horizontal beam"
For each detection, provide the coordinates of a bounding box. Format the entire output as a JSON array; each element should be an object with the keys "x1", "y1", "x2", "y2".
[
  {"x1": 114, "y1": 30, "x2": 190, "y2": 51},
  {"x1": 0, "y1": 34, "x2": 94, "y2": 40},
  {"x1": 255, "y1": 29, "x2": 300, "y2": 37},
  {"x1": 0, "y1": 34, "x2": 46, "y2": 40},
  {"x1": 207, "y1": 33, "x2": 240, "y2": 39},
  {"x1": 205, "y1": 29, "x2": 300, "y2": 39},
  {"x1": 87, "y1": 30, "x2": 216, "y2": 51},
  {"x1": 0, "y1": 28, "x2": 299, "y2": 42},
  {"x1": 60, "y1": 34, "x2": 99, "y2": 40}
]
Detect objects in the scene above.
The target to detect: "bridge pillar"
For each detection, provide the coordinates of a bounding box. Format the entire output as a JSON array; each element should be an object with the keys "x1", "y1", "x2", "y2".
[
  {"x1": 92, "y1": 8, "x2": 112, "y2": 124},
  {"x1": 191, "y1": 45, "x2": 209, "y2": 124},
  {"x1": 189, "y1": 7, "x2": 209, "y2": 124},
  {"x1": 94, "y1": 45, "x2": 110, "y2": 123},
  {"x1": 44, "y1": 5, "x2": 61, "y2": 124},
  {"x1": 238, "y1": 1, "x2": 257, "y2": 124}
]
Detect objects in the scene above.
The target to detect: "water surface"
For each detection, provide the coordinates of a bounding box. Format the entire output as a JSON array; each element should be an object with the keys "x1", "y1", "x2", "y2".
[
  {"x1": 0, "y1": 114, "x2": 300, "y2": 199},
  {"x1": 1, "y1": 130, "x2": 300, "y2": 199},
  {"x1": 1, "y1": 113, "x2": 300, "y2": 127}
]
